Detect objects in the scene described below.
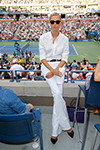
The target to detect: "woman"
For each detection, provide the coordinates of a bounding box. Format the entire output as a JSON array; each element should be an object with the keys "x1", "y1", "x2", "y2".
[{"x1": 39, "y1": 12, "x2": 74, "y2": 144}]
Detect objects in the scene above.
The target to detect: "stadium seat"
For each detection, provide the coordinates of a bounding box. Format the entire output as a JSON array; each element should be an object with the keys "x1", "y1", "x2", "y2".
[
  {"x1": 0, "y1": 108, "x2": 43, "y2": 150},
  {"x1": 72, "y1": 73, "x2": 100, "y2": 150},
  {"x1": 90, "y1": 124, "x2": 100, "y2": 150}
]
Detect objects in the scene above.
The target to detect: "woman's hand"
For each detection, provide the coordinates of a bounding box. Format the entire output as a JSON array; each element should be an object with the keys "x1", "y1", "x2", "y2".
[
  {"x1": 46, "y1": 72, "x2": 54, "y2": 79},
  {"x1": 53, "y1": 69, "x2": 62, "y2": 77},
  {"x1": 46, "y1": 69, "x2": 62, "y2": 79}
]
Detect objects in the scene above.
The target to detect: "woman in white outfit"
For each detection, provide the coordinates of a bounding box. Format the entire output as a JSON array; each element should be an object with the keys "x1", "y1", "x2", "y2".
[{"x1": 39, "y1": 12, "x2": 74, "y2": 144}]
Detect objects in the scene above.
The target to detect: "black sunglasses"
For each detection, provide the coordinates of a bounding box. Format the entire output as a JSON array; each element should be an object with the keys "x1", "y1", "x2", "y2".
[{"x1": 50, "y1": 20, "x2": 61, "y2": 24}]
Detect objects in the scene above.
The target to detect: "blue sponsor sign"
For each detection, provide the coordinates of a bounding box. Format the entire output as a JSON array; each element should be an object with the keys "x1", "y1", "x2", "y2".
[{"x1": 88, "y1": 31, "x2": 98, "y2": 39}]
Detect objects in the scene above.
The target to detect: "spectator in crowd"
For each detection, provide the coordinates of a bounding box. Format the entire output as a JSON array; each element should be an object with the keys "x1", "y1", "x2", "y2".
[
  {"x1": 10, "y1": 59, "x2": 13, "y2": 65},
  {"x1": 21, "y1": 71, "x2": 33, "y2": 80},
  {"x1": 0, "y1": 52, "x2": 2, "y2": 60},
  {"x1": 25, "y1": 52, "x2": 29, "y2": 64},
  {"x1": 75, "y1": 36, "x2": 77, "y2": 42},
  {"x1": 22, "y1": 71, "x2": 28, "y2": 79},
  {"x1": 85, "y1": 56, "x2": 100, "y2": 114},
  {"x1": 93, "y1": 56, "x2": 100, "y2": 114},
  {"x1": 76, "y1": 61, "x2": 82, "y2": 70},
  {"x1": 68, "y1": 71, "x2": 71, "y2": 80},
  {"x1": 10, "y1": 59, "x2": 24, "y2": 78},
  {"x1": 32, "y1": 55, "x2": 35, "y2": 65},
  {"x1": 0, "y1": 71, "x2": 3, "y2": 79},
  {"x1": 94, "y1": 56, "x2": 100, "y2": 81},
  {"x1": 21, "y1": 52, "x2": 24, "y2": 58},
  {"x1": 0, "y1": 60, "x2": 6, "y2": 69},
  {"x1": 71, "y1": 60, "x2": 78, "y2": 70},
  {"x1": 34, "y1": 72, "x2": 43, "y2": 80},
  {"x1": 0, "y1": 86, "x2": 34, "y2": 115},
  {"x1": 29, "y1": 63, "x2": 35, "y2": 70},
  {"x1": 19, "y1": 57, "x2": 23, "y2": 64},
  {"x1": 72, "y1": 72, "x2": 78, "y2": 80},
  {"x1": 81, "y1": 72, "x2": 87, "y2": 80},
  {"x1": 4, "y1": 71, "x2": 11, "y2": 79}
]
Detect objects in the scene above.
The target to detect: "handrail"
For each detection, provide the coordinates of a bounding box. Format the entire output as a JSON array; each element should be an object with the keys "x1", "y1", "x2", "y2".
[
  {"x1": 0, "y1": 69, "x2": 94, "y2": 83},
  {"x1": 15, "y1": 69, "x2": 94, "y2": 83}
]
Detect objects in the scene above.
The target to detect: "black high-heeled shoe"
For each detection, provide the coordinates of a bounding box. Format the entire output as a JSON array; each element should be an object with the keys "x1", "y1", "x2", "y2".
[
  {"x1": 51, "y1": 137, "x2": 58, "y2": 144},
  {"x1": 67, "y1": 130, "x2": 74, "y2": 138}
]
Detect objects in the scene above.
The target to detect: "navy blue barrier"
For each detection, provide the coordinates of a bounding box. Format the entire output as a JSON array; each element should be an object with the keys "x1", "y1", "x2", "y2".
[
  {"x1": 0, "y1": 39, "x2": 91, "y2": 42},
  {"x1": 0, "y1": 70, "x2": 14, "y2": 82},
  {"x1": 0, "y1": 69, "x2": 94, "y2": 83},
  {"x1": 15, "y1": 70, "x2": 94, "y2": 83}
]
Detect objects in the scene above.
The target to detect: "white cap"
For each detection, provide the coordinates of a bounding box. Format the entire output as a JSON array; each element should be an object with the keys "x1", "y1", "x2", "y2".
[
  {"x1": 13, "y1": 59, "x2": 18, "y2": 63},
  {"x1": 72, "y1": 73, "x2": 78, "y2": 79}
]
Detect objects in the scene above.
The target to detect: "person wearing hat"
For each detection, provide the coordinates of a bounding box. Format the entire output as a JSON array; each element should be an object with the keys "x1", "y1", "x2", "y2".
[{"x1": 10, "y1": 59, "x2": 24, "y2": 78}]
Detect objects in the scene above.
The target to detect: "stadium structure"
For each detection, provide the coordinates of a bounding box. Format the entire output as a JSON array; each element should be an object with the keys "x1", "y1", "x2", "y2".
[
  {"x1": 0, "y1": 0, "x2": 100, "y2": 41},
  {"x1": 0, "y1": 2, "x2": 100, "y2": 150},
  {"x1": 0, "y1": 0, "x2": 100, "y2": 17}
]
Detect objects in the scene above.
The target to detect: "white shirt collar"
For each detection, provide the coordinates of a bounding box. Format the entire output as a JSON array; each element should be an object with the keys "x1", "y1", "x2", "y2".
[{"x1": 49, "y1": 31, "x2": 61, "y2": 40}]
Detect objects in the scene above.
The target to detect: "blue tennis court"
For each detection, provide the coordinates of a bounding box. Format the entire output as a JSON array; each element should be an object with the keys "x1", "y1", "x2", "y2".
[{"x1": 0, "y1": 44, "x2": 77, "y2": 55}]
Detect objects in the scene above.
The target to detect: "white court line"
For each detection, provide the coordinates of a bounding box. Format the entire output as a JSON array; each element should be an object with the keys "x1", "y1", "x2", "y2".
[
  {"x1": 0, "y1": 45, "x2": 6, "y2": 50},
  {"x1": 72, "y1": 44, "x2": 78, "y2": 55}
]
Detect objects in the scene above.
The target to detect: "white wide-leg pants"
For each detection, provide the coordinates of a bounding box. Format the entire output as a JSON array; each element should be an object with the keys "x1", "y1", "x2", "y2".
[{"x1": 41, "y1": 62, "x2": 71, "y2": 137}]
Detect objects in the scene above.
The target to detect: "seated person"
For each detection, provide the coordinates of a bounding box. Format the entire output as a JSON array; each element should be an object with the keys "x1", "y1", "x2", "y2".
[
  {"x1": 0, "y1": 86, "x2": 34, "y2": 115},
  {"x1": 85, "y1": 56, "x2": 100, "y2": 114},
  {"x1": 21, "y1": 71, "x2": 33, "y2": 80},
  {"x1": 34, "y1": 72, "x2": 43, "y2": 80},
  {"x1": 19, "y1": 57, "x2": 23, "y2": 64},
  {"x1": 94, "y1": 56, "x2": 100, "y2": 82},
  {"x1": 4, "y1": 71, "x2": 11, "y2": 79}
]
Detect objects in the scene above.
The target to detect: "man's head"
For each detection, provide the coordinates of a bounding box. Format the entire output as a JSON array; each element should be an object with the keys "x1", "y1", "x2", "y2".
[{"x1": 13, "y1": 59, "x2": 18, "y2": 64}]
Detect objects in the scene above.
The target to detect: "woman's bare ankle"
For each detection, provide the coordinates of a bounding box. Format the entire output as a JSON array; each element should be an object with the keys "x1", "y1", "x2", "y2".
[
  {"x1": 67, "y1": 128, "x2": 72, "y2": 133},
  {"x1": 51, "y1": 136, "x2": 57, "y2": 139}
]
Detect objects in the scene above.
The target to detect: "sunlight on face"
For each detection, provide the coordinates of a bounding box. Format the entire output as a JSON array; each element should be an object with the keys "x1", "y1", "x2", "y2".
[{"x1": 50, "y1": 15, "x2": 61, "y2": 32}]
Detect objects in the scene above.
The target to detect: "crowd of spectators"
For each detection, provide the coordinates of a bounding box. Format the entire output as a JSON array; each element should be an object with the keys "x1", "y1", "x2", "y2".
[
  {"x1": 0, "y1": 14, "x2": 99, "y2": 20},
  {"x1": 64, "y1": 58, "x2": 96, "y2": 81},
  {"x1": 0, "y1": 50, "x2": 43, "y2": 81},
  {"x1": 0, "y1": 6, "x2": 100, "y2": 13},
  {"x1": 0, "y1": 0, "x2": 100, "y2": 4},
  {"x1": 0, "y1": 14, "x2": 99, "y2": 41},
  {"x1": 0, "y1": 50, "x2": 96, "y2": 82},
  {"x1": 0, "y1": 0, "x2": 100, "y2": 13}
]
